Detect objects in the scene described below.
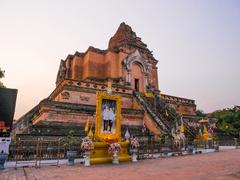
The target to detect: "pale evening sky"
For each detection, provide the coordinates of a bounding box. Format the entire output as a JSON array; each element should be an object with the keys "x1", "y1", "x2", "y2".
[{"x1": 0, "y1": 0, "x2": 239, "y2": 119}]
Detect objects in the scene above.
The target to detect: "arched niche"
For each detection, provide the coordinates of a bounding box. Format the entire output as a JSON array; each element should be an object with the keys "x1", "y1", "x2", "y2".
[{"x1": 123, "y1": 50, "x2": 149, "y2": 92}]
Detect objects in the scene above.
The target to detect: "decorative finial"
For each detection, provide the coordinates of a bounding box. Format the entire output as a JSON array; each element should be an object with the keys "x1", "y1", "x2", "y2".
[
  {"x1": 107, "y1": 78, "x2": 112, "y2": 94},
  {"x1": 125, "y1": 128, "x2": 130, "y2": 142}
]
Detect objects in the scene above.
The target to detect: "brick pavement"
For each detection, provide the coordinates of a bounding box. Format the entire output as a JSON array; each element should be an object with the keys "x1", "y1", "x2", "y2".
[{"x1": 0, "y1": 149, "x2": 240, "y2": 180}]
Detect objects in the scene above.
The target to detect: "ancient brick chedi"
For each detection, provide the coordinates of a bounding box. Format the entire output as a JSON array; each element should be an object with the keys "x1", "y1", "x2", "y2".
[{"x1": 13, "y1": 23, "x2": 197, "y2": 138}]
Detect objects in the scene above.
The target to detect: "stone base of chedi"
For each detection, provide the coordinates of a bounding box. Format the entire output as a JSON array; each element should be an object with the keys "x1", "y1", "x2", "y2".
[{"x1": 13, "y1": 22, "x2": 197, "y2": 140}]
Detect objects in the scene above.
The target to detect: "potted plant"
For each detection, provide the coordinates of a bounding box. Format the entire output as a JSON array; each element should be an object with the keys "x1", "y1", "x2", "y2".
[
  {"x1": 64, "y1": 130, "x2": 78, "y2": 165},
  {"x1": 108, "y1": 143, "x2": 121, "y2": 164},
  {"x1": 214, "y1": 141, "x2": 219, "y2": 152},
  {"x1": 161, "y1": 135, "x2": 171, "y2": 157},
  {"x1": 187, "y1": 142, "x2": 194, "y2": 154},
  {"x1": 213, "y1": 135, "x2": 219, "y2": 152},
  {"x1": 234, "y1": 138, "x2": 239, "y2": 149},
  {"x1": 81, "y1": 136, "x2": 94, "y2": 166},
  {"x1": 130, "y1": 137, "x2": 140, "y2": 162}
]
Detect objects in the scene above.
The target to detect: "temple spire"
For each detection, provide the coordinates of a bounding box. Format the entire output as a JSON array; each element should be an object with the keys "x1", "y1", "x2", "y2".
[{"x1": 108, "y1": 22, "x2": 152, "y2": 56}]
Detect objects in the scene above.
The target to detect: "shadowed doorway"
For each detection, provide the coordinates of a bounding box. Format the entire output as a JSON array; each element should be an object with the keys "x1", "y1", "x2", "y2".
[{"x1": 134, "y1": 78, "x2": 139, "y2": 91}]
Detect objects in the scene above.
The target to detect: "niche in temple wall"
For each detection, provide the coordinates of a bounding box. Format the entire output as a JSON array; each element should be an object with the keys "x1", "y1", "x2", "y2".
[{"x1": 122, "y1": 50, "x2": 149, "y2": 92}]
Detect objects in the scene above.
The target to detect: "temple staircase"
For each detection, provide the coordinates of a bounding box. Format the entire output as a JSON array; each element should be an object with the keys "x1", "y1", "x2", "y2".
[
  {"x1": 133, "y1": 90, "x2": 171, "y2": 136},
  {"x1": 133, "y1": 90, "x2": 196, "y2": 140}
]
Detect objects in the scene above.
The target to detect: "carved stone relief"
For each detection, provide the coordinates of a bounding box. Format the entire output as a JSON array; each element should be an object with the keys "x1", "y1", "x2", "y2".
[
  {"x1": 61, "y1": 91, "x2": 70, "y2": 100},
  {"x1": 80, "y1": 95, "x2": 90, "y2": 102}
]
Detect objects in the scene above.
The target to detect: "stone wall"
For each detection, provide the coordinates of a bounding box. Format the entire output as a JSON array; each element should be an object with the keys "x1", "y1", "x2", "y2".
[{"x1": 161, "y1": 94, "x2": 196, "y2": 116}]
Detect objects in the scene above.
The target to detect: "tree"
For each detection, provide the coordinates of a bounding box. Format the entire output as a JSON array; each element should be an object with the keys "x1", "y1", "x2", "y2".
[
  {"x1": 0, "y1": 67, "x2": 4, "y2": 78},
  {"x1": 0, "y1": 67, "x2": 5, "y2": 88},
  {"x1": 211, "y1": 108, "x2": 240, "y2": 137},
  {"x1": 196, "y1": 110, "x2": 207, "y2": 117}
]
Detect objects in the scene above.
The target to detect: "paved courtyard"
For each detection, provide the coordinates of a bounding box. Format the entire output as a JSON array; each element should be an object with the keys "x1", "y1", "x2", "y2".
[{"x1": 1, "y1": 149, "x2": 240, "y2": 180}]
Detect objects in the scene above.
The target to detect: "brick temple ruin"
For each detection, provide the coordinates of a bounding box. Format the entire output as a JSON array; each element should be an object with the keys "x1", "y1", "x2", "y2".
[{"x1": 13, "y1": 22, "x2": 198, "y2": 139}]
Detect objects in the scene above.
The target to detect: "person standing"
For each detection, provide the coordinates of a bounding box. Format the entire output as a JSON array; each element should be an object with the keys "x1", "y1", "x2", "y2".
[
  {"x1": 108, "y1": 107, "x2": 115, "y2": 132},
  {"x1": 102, "y1": 105, "x2": 110, "y2": 132}
]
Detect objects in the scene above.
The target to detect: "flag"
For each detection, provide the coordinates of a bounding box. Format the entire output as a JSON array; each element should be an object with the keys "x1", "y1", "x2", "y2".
[
  {"x1": 180, "y1": 124, "x2": 184, "y2": 133},
  {"x1": 180, "y1": 116, "x2": 184, "y2": 133},
  {"x1": 88, "y1": 128, "x2": 94, "y2": 139},
  {"x1": 203, "y1": 125, "x2": 208, "y2": 134},
  {"x1": 203, "y1": 126, "x2": 209, "y2": 141},
  {"x1": 84, "y1": 116, "x2": 90, "y2": 132},
  {"x1": 165, "y1": 110, "x2": 169, "y2": 117}
]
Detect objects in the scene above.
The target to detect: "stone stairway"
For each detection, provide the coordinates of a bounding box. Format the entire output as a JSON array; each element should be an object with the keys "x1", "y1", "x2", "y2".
[
  {"x1": 133, "y1": 90, "x2": 196, "y2": 140},
  {"x1": 151, "y1": 92, "x2": 196, "y2": 140},
  {"x1": 133, "y1": 90, "x2": 172, "y2": 137}
]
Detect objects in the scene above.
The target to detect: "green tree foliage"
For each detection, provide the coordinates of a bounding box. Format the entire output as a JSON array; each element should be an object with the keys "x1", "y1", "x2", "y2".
[
  {"x1": 196, "y1": 110, "x2": 207, "y2": 117},
  {"x1": 63, "y1": 130, "x2": 78, "y2": 150},
  {"x1": 0, "y1": 67, "x2": 5, "y2": 88},
  {"x1": 211, "y1": 108, "x2": 240, "y2": 137}
]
